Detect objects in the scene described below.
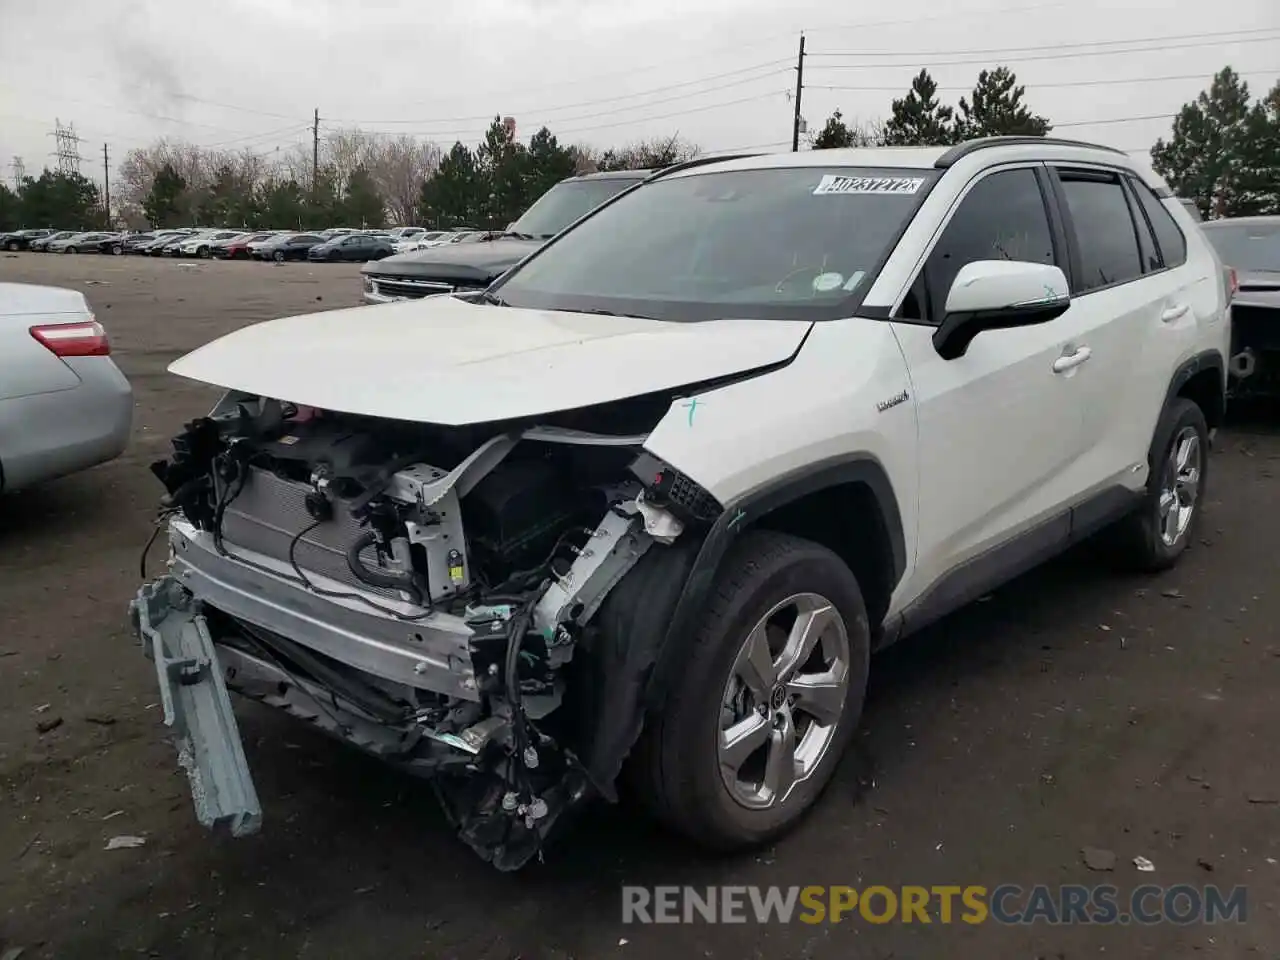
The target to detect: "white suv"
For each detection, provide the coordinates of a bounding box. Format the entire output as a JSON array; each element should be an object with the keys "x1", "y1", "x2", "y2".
[{"x1": 133, "y1": 137, "x2": 1230, "y2": 871}]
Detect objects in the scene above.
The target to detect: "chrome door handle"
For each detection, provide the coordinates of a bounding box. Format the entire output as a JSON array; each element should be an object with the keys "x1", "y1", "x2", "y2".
[
  {"x1": 1052, "y1": 346, "x2": 1092, "y2": 373},
  {"x1": 1162, "y1": 303, "x2": 1190, "y2": 322}
]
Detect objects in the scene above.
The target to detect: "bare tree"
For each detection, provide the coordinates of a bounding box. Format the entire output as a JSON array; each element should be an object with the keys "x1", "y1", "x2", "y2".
[{"x1": 372, "y1": 135, "x2": 441, "y2": 224}]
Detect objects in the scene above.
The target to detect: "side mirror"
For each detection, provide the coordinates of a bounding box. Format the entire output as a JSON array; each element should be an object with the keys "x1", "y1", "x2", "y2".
[{"x1": 932, "y1": 260, "x2": 1071, "y2": 360}]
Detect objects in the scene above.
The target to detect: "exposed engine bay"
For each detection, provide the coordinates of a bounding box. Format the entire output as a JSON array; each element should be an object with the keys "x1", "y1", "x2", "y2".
[{"x1": 131, "y1": 391, "x2": 721, "y2": 870}]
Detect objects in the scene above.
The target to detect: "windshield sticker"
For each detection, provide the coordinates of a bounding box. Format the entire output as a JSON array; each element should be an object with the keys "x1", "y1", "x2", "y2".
[
  {"x1": 843, "y1": 270, "x2": 867, "y2": 291},
  {"x1": 812, "y1": 272, "x2": 845, "y2": 292},
  {"x1": 813, "y1": 175, "x2": 925, "y2": 196}
]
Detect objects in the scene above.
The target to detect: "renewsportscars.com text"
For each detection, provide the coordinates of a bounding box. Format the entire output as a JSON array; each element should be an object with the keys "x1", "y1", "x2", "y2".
[{"x1": 621, "y1": 884, "x2": 1248, "y2": 926}]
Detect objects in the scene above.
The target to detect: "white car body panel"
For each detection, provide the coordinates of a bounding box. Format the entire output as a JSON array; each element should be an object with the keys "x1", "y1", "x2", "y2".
[
  {"x1": 167, "y1": 298, "x2": 811, "y2": 426},
  {"x1": 643, "y1": 317, "x2": 921, "y2": 611}
]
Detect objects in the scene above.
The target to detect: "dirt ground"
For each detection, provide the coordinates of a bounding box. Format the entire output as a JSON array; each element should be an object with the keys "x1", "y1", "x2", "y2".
[{"x1": 1, "y1": 252, "x2": 1277, "y2": 960}]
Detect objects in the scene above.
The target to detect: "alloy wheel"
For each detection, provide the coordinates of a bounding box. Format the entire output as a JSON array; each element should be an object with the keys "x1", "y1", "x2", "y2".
[
  {"x1": 1158, "y1": 426, "x2": 1201, "y2": 547},
  {"x1": 717, "y1": 592, "x2": 850, "y2": 811}
]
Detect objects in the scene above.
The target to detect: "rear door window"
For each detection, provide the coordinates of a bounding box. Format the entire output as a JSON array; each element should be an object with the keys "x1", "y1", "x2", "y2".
[{"x1": 1055, "y1": 169, "x2": 1144, "y2": 293}]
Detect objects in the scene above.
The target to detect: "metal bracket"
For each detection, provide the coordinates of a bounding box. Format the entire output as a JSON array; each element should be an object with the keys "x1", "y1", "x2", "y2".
[
  {"x1": 130, "y1": 577, "x2": 263, "y2": 838},
  {"x1": 531, "y1": 487, "x2": 655, "y2": 653}
]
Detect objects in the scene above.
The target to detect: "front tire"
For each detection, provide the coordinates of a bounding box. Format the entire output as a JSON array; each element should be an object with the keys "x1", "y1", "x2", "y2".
[
  {"x1": 198, "y1": 245, "x2": 210, "y2": 258},
  {"x1": 273, "y1": 250, "x2": 285, "y2": 262},
  {"x1": 5, "y1": 241, "x2": 18, "y2": 251},
  {"x1": 1110, "y1": 397, "x2": 1208, "y2": 571},
  {"x1": 634, "y1": 530, "x2": 870, "y2": 851},
  {"x1": 64, "y1": 246, "x2": 77, "y2": 254}
]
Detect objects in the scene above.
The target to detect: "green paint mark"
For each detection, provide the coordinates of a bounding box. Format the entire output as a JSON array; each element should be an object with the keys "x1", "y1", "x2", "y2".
[
  {"x1": 682, "y1": 397, "x2": 700, "y2": 426},
  {"x1": 727, "y1": 508, "x2": 746, "y2": 531}
]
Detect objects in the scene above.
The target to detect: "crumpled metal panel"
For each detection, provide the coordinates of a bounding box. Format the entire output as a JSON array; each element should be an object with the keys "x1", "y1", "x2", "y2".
[{"x1": 130, "y1": 577, "x2": 262, "y2": 837}]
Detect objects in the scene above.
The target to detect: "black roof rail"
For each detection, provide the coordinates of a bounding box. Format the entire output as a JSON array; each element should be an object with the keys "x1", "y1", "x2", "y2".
[
  {"x1": 644, "y1": 152, "x2": 765, "y2": 181},
  {"x1": 935, "y1": 136, "x2": 1128, "y2": 168}
]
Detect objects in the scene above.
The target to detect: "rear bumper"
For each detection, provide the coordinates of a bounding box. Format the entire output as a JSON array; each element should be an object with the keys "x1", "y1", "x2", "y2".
[
  {"x1": 1228, "y1": 304, "x2": 1280, "y2": 394},
  {"x1": 0, "y1": 357, "x2": 132, "y2": 491},
  {"x1": 165, "y1": 519, "x2": 481, "y2": 700}
]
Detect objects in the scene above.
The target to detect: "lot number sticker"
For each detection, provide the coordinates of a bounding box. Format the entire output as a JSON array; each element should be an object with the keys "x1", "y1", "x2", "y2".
[{"x1": 813, "y1": 175, "x2": 924, "y2": 196}]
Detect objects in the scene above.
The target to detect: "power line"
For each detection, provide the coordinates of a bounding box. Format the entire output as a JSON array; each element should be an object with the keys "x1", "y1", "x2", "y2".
[
  {"x1": 385, "y1": 0, "x2": 1071, "y2": 108},
  {"x1": 811, "y1": 0, "x2": 1072, "y2": 34},
  {"x1": 325, "y1": 59, "x2": 794, "y2": 126},
  {"x1": 349, "y1": 89, "x2": 790, "y2": 143},
  {"x1": 808, "y1": 32, "x2": 1280, "y2": 69},
  {"x1": 809, "y1": 69, "x2": 1278, "y2": 93},
  {"x1": 808, "y1": 26, "x2": 1280, "y2": 59},
  {"x1": 1054, "y1": 112, "x2": 1176, "y2": 128},
  {"x1": 196, "y1": 123, "x2": 314, "y2": 150}
]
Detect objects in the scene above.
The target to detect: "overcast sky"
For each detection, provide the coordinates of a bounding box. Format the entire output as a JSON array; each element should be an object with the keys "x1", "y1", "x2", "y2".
[{"x1": 1, "y1": 0, "x2": 1277, "y2": 190}]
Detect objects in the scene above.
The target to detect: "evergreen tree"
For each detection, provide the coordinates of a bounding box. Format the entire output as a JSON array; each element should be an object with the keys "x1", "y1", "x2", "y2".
[
  {"x1": 1232, "y1": 81, "x2": 1280, "y2": 215},
  {"x1": 420, "y1": 142, "x2": 481, "y2": 227},
  {"x1": 526, "y1": 127, "x2": 578, "y2": 202},
  {"x1": 954, "y1": 66, "x2": 1051, "y2": 139},
  {"x1": 341, "y1": 166, "x2": 385, "y2": 226},
  {"x1": 0, "y1": 182, "x2": 18, "y2": 230},
  {"x1": 1151, "y1": 67, "x2": 1254, "y2": 218},
  {"x1": 142, "y1": 163, "x2": 187, "y2": 227},
  {"x1": 883, "y1": 70, "x2": 959, "y2": 146}
]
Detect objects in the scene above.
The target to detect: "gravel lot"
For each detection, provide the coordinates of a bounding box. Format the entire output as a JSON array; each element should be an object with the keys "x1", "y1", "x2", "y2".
[{"x1": 1, "y1": 252, "x2": 1278, "y2": 959}]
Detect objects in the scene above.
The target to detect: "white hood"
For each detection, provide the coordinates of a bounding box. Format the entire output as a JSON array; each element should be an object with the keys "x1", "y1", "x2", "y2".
[{"x1": 168, "y1": 297, "x2": 810, "y2": 425}]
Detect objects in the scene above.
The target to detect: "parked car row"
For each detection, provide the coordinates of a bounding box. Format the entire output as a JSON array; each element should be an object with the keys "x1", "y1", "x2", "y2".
[{"x1": 361, "y1": 169, "x2": 648, "y2": 303}]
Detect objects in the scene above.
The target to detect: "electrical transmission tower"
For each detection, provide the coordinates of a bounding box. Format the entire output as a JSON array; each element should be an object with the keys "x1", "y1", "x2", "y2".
[
  {"x1": 51, "y1": 119, "x2": 84, "y2": 175},
  {"x1": 9, "y1": 156, "x2": 25, "y2": 189}
]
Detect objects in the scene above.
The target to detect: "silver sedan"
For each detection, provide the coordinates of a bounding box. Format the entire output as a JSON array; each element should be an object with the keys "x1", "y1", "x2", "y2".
[{"x1": 0, "y1": 282, "x2": 133, "y2": 492}]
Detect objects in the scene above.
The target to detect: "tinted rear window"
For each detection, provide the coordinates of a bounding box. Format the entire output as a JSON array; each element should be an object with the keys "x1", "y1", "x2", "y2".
[{"x1": 1201, "y1": 222, "x2": 1280, "y2": 273}]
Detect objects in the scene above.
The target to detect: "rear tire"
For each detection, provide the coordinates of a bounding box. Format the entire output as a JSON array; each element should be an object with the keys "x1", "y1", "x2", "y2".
[
  {"x1": 1109, "y1": 397, "x2": 1208, "y2": 572},
  {"x1": 633, "y1": 530, "x2": 870, "y2": 851},
  {"x1": 5, "y1": 241, "x2": 18, "y2": 251}
]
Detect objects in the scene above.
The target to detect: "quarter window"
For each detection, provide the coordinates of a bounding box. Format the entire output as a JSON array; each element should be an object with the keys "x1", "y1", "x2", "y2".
[
  {"x1": 1056, "y1": 170, "x2": 1143, "y2": 292},
  {"x1": 1128, "y1": 176, "x2": 1188, "y2": 268}
]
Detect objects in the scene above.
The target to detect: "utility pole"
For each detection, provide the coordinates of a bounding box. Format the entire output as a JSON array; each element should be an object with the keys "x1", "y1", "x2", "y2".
[
  {"x1": 791, "y1": 32, "x2": 806, "y2": 152},
  {"x1": 102, "y1": 143, "x2": 111, "y2": 226},
  {"x1": 312, "y1": 108, "x2": 320, "y2": 191}
]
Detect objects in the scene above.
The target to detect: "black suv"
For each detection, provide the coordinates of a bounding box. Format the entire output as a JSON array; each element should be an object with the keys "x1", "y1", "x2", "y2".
[{"x1": 360, "y1": 169, "x2": 647, "y2": 303}]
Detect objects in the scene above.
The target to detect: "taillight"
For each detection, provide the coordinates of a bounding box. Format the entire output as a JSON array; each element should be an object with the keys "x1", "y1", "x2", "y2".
[{"x1": 30, "y1": 318, "x2": 110, "y2": 357}]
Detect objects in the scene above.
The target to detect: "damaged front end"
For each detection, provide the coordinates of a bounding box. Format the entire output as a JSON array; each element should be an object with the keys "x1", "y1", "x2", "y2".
[{"x1": 130, "y1": 392, "x2": 719, "y2": 870}]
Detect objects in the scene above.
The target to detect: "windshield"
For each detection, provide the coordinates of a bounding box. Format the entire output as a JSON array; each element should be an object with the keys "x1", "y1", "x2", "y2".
[
  {"x1": 1202, "y1": 222, "x2": 1280, "y2": 273},
  {"x1": 507, "y1": 176, "x2": 643, "y2": 239},
  {"x1": 492, "y1": 166, "x2": 935, "y2": 322}
]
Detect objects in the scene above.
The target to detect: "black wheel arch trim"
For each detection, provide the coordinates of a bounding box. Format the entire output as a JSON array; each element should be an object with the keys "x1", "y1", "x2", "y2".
[
  {"x1": 644, "y1": 453, "x2": 906, "y2": 708},
  {"x1": 581, "y1": 453, "x2": 906, "y2": 800},
  {"x1": 1164, "y1": 348, "x2": 1225, "y2": 415}
]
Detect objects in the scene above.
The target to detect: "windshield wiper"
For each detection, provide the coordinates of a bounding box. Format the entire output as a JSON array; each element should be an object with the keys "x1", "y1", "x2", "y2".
[
  {"x1": 499, "y1": 231, "x2": 536, "y2": 240},
  {"x1": 478, "y1": 291, "x2": 508, "y2": 306}
]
